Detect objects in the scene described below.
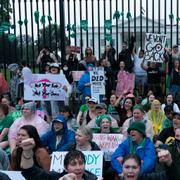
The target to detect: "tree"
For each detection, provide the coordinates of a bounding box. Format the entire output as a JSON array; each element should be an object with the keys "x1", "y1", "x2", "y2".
[
  {"x1": 0, "y1": 0, "x2": 12, "y2": 23},
  {"x1": 38, "y1": 23, "x2": 68, "y2": 52}
]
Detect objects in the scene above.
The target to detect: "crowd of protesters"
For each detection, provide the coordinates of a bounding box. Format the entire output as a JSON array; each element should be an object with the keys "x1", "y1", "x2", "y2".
[{"x1": 0, "y1": 36, "x2": 179, "y2": 180}]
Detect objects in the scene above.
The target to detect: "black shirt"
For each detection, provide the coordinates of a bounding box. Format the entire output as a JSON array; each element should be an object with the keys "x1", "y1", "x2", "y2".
[
  {"x1": 147, "y1": 67, "x2": 161, "y2": 84},
  {"x1": 158, "y1": 127, "x2": 175, "y2": 144}
]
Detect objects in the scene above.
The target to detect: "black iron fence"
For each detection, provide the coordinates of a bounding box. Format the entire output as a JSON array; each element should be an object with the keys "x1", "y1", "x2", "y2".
[{"x1": 0, "y1": 0, "x2": 179, "y2": 78}]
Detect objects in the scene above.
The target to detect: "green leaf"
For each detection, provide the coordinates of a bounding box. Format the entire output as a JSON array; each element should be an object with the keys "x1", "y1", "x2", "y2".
[
  {"x1": 80, "y1": 20, "x2": 88, "y2": 31},
  {"x1": 34, "y1": 11, "x2": 40, "y2": 24},
  {"x1": 11, "y1": 25, "x2": 16, "y2": 29},
  {"x1": 8, "y1": 34, "x2": 16, "y2": 42},
  {"x1": 67, "y1": 24, "x2": 71, "y2": 31},
  {"x1": 126, "y1": 12, "x2": 132, "y2": 19},
  {"x1": 72, "y1": 24, "x2": 76, "y2": 32},
  {"x1": 47, "y1": 15, "x2": 52, "y2": 21},
  {"x1": 169, "y1": 14, "x2": 174, "y2": 20},
  {"x1": 113, "y1": 11, "x2": 120, "y2": 20},
  {"x1": 104, "y1": 20, "x2": 112, "y2": 30},
  {"x1": 69, "y1": 33, "x2": 76, "y2": 38},
  {"x1": 24, "y1": 19, "x2": 28, "y2": 25},
  {"x1": 1, "y1": 22, "x2": 11, "y2": 31},
  {"x1": 40, "y1": 15, "x2": 46, "y2": 24},
  {"x1": 176, "y1": 17, "x2": 180, "y2": 21},
  {"x1": 105, "y1": 33, "x2": 112, "y2": 42},
  {"x1": 120, "y1": 11, "x2": 124, "y2": 17},
  {"x1": 18, "y1": 20, "x2": 23, "y2": 26}
]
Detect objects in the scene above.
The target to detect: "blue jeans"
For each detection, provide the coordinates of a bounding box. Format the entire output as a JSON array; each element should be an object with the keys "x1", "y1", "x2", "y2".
[{"x1": 170, "y1": 84, "x2": 180, "y2": 96}]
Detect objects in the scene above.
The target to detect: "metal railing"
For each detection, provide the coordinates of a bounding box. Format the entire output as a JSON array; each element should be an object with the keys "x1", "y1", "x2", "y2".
[{"x1": 0, "y1": 0, "x2": 179, "y2": 78}]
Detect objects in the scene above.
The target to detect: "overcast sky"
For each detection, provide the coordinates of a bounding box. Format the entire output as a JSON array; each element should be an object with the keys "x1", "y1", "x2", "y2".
[{"x1": 10, "y1": 0, "x2": 179, "y2": 38}]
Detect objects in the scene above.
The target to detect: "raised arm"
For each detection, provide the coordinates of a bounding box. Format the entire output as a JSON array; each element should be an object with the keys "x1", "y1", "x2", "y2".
[{"x1": 141, "y1": 58, "x2": 148, "y2": 71}]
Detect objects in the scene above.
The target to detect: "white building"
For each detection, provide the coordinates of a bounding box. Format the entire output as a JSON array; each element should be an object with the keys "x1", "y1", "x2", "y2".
[{"x1": 75, "y1": 16, "x2": 180, "y2": 59}]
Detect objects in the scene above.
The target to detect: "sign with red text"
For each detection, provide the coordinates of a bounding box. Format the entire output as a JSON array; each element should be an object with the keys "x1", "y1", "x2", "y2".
[
  {"x1": 90, "y1": 67, "x2": 105, "y2": 102},
  {"x1": 24, "y1": 74, "x2": 67, "y2": 101},
  {"x1": 93, "y1": 133, "x2": 123, "y2": 161},
  {"x1": 50, "y1": 151, "x2": 103, "y2": 180}
]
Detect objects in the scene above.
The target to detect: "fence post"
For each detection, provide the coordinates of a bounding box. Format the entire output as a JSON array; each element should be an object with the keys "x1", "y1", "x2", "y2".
[{"x1": 59, "y1": 0, "x2": 66, "y2": 65}]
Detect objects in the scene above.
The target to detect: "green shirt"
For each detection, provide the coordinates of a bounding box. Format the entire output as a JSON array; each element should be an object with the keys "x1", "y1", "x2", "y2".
[
  {"x1": 0, "y1": 115, "x2": 14, "y2": 141},
  {"x1": 79, "y1": 104, "x2": 88, "y2": 113}
]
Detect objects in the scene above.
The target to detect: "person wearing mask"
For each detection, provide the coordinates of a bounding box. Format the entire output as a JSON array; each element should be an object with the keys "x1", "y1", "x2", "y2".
[
  {"x1": 111, "y1": 121, "x2": 156, "y2": 177},
  {"x1": 41, "y1": 115, "x2": 75, "y2": 154},
  {"x1": 43, "y1": 62, "x2": 71, "y2": 118}
]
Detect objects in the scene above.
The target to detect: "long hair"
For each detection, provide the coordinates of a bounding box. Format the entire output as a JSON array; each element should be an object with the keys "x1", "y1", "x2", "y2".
[
  {"x1": 12, "y1": 125, "x2": 43, "y2": 170},
  {"x1": 20, "y1": 125, "x2": 43, "y2": 149}
]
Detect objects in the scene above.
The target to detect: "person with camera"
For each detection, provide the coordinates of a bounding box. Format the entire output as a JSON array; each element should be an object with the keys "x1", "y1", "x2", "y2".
[{"x1": 36, "y1": 47, "x2": 58, "y2": 73}]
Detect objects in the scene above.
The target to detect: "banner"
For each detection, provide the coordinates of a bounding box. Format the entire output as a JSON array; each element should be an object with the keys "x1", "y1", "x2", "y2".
[
  {"x1": 144, "y1": 33, "x2": 166, "y2": 62},
  {"x1": 93, "y1": 133, "x2": 123, "y2": 161},
  {"x1": 24, "y1": 74, "x2": 67, "y2": 101},
  {"x1": 50, "y1": 151, "x2": 103, "y2": 180},
  {"x1": 90, "y1": 67, "x2": 105, "y2": 102}
]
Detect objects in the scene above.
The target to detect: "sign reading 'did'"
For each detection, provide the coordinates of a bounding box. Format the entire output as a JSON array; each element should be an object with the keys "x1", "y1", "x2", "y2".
[{"x1": 50, "y1": 151, "x2": 103, "y2": 180}]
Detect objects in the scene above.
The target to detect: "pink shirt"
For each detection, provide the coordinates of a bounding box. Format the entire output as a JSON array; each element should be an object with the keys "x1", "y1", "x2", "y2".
[{"x1": 8, "y1": 115, "x2": 50, "y2": 141}]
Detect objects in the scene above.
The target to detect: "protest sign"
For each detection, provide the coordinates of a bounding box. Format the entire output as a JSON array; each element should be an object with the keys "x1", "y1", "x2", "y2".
[
  {"x1": 72, "y1": 71, "x2": 85, "y2": 81},
  {"x1": 1, "y1": 171, "x2": 25, "y2": 180},
  {"x1": 90, "y1": 67, "x2": 105, "y2": 102},
  {"x1": 50, "y1": 151, "x2": 103, "y2": 180},
  {"x1": 144, "y1": 33, "x2": 166, "y2": 62},
  {"x1": 24, "y1": 74, "x2": 67, "y2": 101},
  {"x1": 93, "y1": 133, "x2": 123, "y2": 161}
]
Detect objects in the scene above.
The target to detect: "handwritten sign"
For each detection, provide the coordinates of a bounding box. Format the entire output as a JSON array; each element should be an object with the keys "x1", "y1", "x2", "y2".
[
  {"x1": 90, "y1": 67, "x2": 105, "y2": 102},
  {"x1": 50, "y1": 151, "x2": 103, "y2": 180},
  {"x1": 72, "y1": 71, "x2": 85, "y2": 81},
  {"x1": 144, "y1": 33, "x2": 166, "y2": 62},
  {"x1": 93, "y1": 133, "x2": 123, "y2": 161},
  {"x1": 24, "y1": 74, "x2": 67, "y2": 101}
]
